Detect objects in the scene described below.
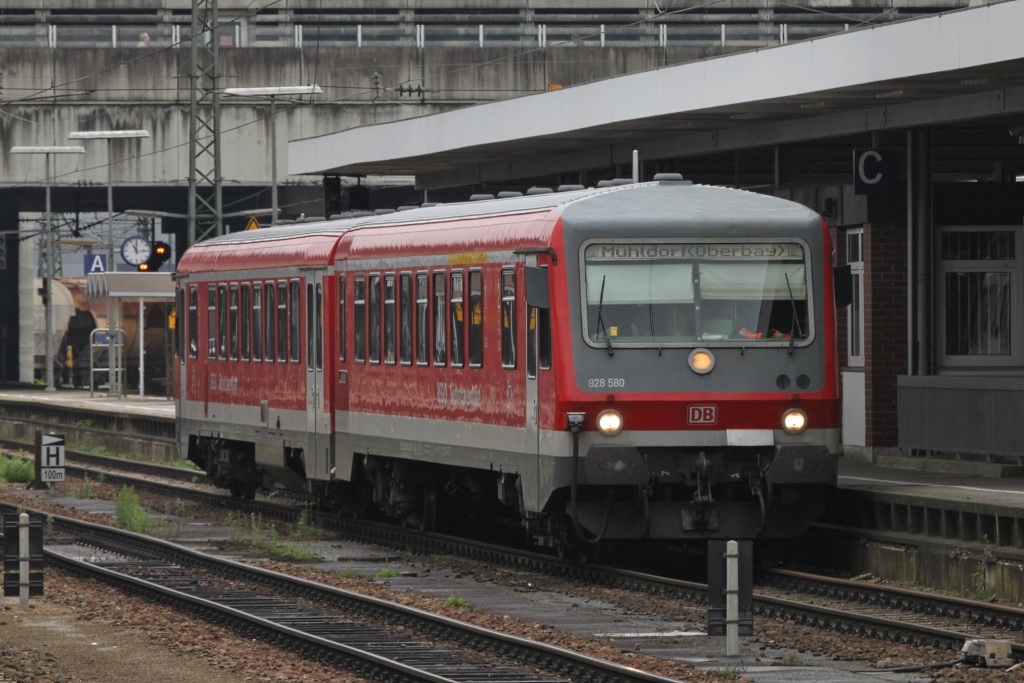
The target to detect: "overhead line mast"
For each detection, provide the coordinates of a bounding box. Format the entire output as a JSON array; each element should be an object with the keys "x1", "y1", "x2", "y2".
[{"x1": 188, "y1": 0, "x2": 224, "y2": 247}]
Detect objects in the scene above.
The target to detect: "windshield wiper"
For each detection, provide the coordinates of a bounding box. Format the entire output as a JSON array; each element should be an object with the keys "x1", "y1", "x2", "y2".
[
  {"x1": 595, "y1": 275, "x2": 613, "y2": 356},
  {"x1": 784, "y1": 273, "x2": 804, "y2": 355}
]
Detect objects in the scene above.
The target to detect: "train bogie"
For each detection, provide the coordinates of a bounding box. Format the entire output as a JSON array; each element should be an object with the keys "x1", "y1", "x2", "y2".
[{"x1": 176, "y1": 178, "x2": 842, "y2": 553}]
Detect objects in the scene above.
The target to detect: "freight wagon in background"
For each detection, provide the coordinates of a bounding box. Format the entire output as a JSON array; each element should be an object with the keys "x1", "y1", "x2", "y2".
[{"x1": 175, "y1": 176, "x2": 846, "y2": 558}]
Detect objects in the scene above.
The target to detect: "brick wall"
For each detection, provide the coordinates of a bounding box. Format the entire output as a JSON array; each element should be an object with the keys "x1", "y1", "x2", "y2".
[{"x1": 863, "y1": 222, "x2": 907, "y2": 448}]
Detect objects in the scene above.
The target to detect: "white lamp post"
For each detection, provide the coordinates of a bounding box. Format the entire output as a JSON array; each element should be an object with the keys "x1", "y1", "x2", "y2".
[
  {"x1": 68, "y1": 129, "x2": 150, "y2": 396},
  {"x1": 223, "y1": 86, "x2": 322, "y2": 225},
  {"x1": 10, "y1": 145, "x2": 86, "y2": 392}
]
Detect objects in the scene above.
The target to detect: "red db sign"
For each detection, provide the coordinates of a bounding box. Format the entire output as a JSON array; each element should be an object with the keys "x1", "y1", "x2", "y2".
[{"x1": 688, "y1": 405, "x2": 717, "y2": 424}]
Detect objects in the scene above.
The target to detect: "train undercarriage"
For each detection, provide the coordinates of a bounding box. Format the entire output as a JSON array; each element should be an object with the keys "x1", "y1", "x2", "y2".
[{"x1": 188, "y1": 434, "x2": 836, "y2": 559}]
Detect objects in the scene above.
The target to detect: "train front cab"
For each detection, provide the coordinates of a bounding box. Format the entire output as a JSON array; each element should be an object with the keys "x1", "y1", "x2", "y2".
[{"x1": 541, "y1": 189, "x2": 844, "y2": 550}]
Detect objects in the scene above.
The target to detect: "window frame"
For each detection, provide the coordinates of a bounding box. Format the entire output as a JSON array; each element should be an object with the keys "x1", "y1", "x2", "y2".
[
  {"x1": 264, "y1": 280, "x2": 276, "y2": 363},
  {"x1": 384, "y1": 273, "x2": 396, "y2": 365},
  {"x1": 252, "y1": 283, "x2": 263, "y2": 362},
  {"x1": 187, "y1": 284, "x2": 198, "y2": 360},
  {"x1": 415, "y1": 271, "x2": 429, "y2": 366},
  {"x1": 936, "y1": 225, "x2": 1022, "y2": 368},
  {"x1": 432, "y1": 271, "x2": 447, "y2": 366},
  {"x1": 289, "y1": 279, "x2": 301, "y2": 363},
  {"x1": 846, "y1": 228, "x2": 864, "y2": 369}
]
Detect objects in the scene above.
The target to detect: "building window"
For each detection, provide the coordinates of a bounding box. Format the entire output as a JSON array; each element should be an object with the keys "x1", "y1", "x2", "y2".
[
  {"x1": 938, "y1": 227, "x2": 1020, "y2": 366},
  {"x1": 501, "y1": 268, "x2": 516, "y2": 369},
  {"x1": 846, "y1": 229, "x2": 864, "y2": 368}
]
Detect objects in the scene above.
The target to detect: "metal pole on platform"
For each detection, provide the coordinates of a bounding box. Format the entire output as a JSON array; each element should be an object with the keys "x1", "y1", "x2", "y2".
[
  {"x1": 223, "y1": 86, "x2": 321, "y2": 226},
  {"x1": 139, "y1": 296, "x2": 145, "y2": 399},
  {"x1": 68, "y1": 130, "x2": 149, "y2": 396},
  {"x1": 10, "y1": 145, "x2": 85, "y2": 392}
]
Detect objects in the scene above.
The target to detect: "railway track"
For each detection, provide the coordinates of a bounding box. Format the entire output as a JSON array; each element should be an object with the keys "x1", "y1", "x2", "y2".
[
  {"x1": 4, "y1": 438, "x2": 1022, "y2": 668},
  {"x1": 0, "y1": 501, "x2": 685, "y2": 683}
]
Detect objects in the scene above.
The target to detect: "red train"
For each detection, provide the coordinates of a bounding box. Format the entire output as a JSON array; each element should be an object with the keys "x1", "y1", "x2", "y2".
[{"x1": 175, "y1": 176, "x2": 842, "y2": 556}]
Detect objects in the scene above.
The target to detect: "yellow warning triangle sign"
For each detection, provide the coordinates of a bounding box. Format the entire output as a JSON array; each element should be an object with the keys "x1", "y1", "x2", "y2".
[{"x1": 245, "y1": 216, "x2": 261, "y2": 231}]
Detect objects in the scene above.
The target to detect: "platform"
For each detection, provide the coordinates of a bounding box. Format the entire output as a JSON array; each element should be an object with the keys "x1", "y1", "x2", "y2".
[{"x1": 0, "y1": 385, "x2": 175, "y2": 420}]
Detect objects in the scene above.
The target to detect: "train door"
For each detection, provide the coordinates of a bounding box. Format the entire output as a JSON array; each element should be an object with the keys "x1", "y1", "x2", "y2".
[
  {"x1": 305, "y1": 271, "x2": 332, "y2": 476},
  {"x1": 524, "y1": 260, "x2": 549, "y2": 456}
]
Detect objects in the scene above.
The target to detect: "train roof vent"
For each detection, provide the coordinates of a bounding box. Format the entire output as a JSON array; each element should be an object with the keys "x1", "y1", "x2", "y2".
[
  {"x1": 397, "y1": 205, "x2": 419, "y2": 211},
  {"x1": 421, "y1": 202, "x2": 442, "y2": 208},
  {"x1": 329, "y1": 213, "x2": 349, "y2": 219},
  {"x1": 276, "y1": 219, "x2": 295, "y2": 225},
  {"x1": 610, "y1": 178, "x2": 633, "y2": 186},
  {"x1": 596, "y1": 180, "x2": 613, "y2": 187},
  {"x1": 350, "y1": 210, "x2": 374, "y2": 217},
  {"x1": 301, "y1": 216, "x2": 325, "y2": 222},
  {"x1": 653, "y1": 172, "x2": 689, "y2": 184},
  {"x1": 374, "y1": 208, "x2": 396, "y2": 215},
  {"x1": 469, "y1": 193, "x2": 495, "y2": 201},
  {"x1": 497, "y1": 191, "x2": 523, "y2": 198},
  {"x1": 526, "y1": 187, "x2": 553, "y2": 195},
  {"x1": 556, "y1": 184, "x2": 585, "y2": 192}
]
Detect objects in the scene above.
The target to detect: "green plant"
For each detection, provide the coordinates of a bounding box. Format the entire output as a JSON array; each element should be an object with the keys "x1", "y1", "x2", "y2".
[
  {"x1": 445, "y1": 596, "x2": 469, "y2": 608},
  {"x1": 45, "y1": 515, "x2": 55, "y2": 541},
  {"x1": 66, "y1": 474, "x2": 94, "y2": 498},
  {"x1": 709, "y1": 663, "x2": 745, "y2": 679},
  {"x1": 74, "y1": 419, "x2": 92, "y2": 429},
  {"x1": 296, "y1": 504, "x2": 327, "y2": 540},
  {"x1": 973, "y1": 535, "x2": 995, "y2": 601},
  {"x1": 114, "y1": 486, "x2": 151, "y2": 534},
  {"x1": 781, "y1": 650, "x2": 799, "y2": 666},
  {"x1": 0, "y1": 456, "x2": 35, "y2": 483},
  {"x1": 377, "y1": 567, "x2": 399, "y2": 578}
]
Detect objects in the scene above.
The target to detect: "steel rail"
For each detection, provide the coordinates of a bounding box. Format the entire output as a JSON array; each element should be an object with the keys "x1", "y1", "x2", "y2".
[{"x1": 0, "y1": 501, "x2": 687, "y2": 683}]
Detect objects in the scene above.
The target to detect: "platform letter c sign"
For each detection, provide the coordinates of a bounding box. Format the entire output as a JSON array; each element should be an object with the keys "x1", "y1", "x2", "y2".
[{"x1": 853, "y1": 149, "x2": 898, "y2": 196}]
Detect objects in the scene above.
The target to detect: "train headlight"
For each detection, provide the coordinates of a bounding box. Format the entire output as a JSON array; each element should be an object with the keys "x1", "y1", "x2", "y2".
[
  {"x1": 596, "y1": 409, "x2": 623, "y2": 436},
  {"x1": 782, "y1": 408, "x2": 807, "y2": 434},
  {"x1": 688, "y1": 348, "x2": 715, "y2": 375}
]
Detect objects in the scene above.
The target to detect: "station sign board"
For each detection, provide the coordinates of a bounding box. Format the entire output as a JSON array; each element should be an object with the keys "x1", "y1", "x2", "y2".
[{"x1": 36, "y1": 432, "x2": 66, "y2": 483}]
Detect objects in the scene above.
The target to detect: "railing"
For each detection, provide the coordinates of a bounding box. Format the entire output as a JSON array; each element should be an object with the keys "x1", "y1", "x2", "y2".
[{"x1": 0, "y1": 20, "x2": 862, "y2": 49}]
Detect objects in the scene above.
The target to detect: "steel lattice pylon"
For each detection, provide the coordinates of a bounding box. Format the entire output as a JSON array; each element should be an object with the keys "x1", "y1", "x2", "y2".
[{"x1": 188, "y1": 0, "x2": 223, "y2": 247}]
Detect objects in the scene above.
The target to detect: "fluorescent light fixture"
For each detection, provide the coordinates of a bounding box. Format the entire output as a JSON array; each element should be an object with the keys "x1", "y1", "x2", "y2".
[{"x1": 223, "y1": 85, "x2": 323, "y2": 97}]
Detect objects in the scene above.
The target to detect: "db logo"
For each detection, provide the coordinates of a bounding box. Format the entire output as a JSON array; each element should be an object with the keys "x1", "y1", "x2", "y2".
[{"x1": 688, "y1": 405, "x2": 718, "y2": 424}]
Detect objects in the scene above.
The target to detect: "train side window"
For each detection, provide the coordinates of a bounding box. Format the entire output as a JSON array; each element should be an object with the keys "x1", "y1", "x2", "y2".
[
  {"x1": 538, "y1": 306, "x2": 552, "y2": 370},
  {"x1": 468, "y1": 269, "x2": 483, "y2": 368},
  {"x1": 188, "y1": 285, "x2": 198, "y2": 360},
  {"x1": 289, "y1": 279, "x2": 301, "y2": 363},
  {"x1": 306, "y1": 282, "x2": 315, "y2": 371},
  {"x1": 501, "y1": 269, "x2": 516, "y2": 369},
  {"x1": 252, "y1": 283, "x2": 263, "y2": 362},
  {"x1": 433, "y1": 271, "x2": 447, "y2": 366},
  {"x1": 218, "y1": 284, "x2": 228, "y2": 360},
  {"x1": 240, "y1": 283, "x2": 251, "y2": 362},
  {"x1": 415, "y1": 272, "x2": 428, "y2": 366},
  {"x1": 400, "y1": 272, "x2": 412, "y2": 365},
  {"x1": 354, "y1": 276, "x2": 366, "y2": 362},
  {"x1": 369, "y1": 274, "x2": 381, "y2": 363},
  {"x1": 175, "y1": 287, "x2": 184, "y2": 360},
  {"x1": 229, "y1": 284, "x2": 239, "y2": 361},
  {"x1": 315, "y1": 282, "x2": 323, "y2": 371},
  {"x1": 208, "y1": 285, "x2": 217, "y2": 359},
  {"x1": 527, "y1": 306, "x2": 537, "y2": 379},
  {"x1": 338, "y1": 275, "x2": 345, "y2": 362},
  {"x1": 450, "y1": 270, "x2": 465, "y2": 367},
  {"x1": 264, "y1": 281, "x2": 276, "y2": 363},
  {"x1": 276, "y1": 281, "x2": 288, "y2": 362},
  {"x1": 383, "y1": 274, "x2": 396, "y2": 365}
]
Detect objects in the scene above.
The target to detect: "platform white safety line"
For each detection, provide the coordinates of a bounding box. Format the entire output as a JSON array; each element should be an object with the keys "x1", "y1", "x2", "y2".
[{"x1": 839, "y1": 475, "x2": 1024, "y2": 497}]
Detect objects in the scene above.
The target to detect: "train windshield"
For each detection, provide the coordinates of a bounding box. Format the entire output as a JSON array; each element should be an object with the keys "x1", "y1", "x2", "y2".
[{"x1": 583, "y1": 241, "x2": 809, "y2": 346}]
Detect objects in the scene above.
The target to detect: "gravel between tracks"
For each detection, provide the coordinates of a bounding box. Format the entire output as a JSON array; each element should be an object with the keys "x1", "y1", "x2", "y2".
[{"x1": 1, "y1": 481, "x2": 1022, "y2": 682}]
